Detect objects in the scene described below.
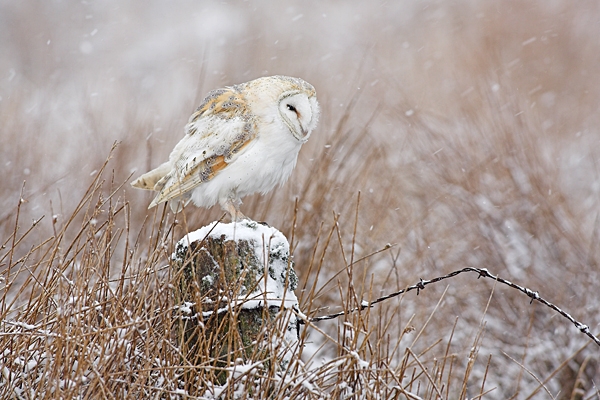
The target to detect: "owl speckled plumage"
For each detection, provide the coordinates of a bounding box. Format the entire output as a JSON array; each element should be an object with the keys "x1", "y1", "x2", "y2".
[{"x1": 131, "y1": 75, "x2": 320, "y2": 221}]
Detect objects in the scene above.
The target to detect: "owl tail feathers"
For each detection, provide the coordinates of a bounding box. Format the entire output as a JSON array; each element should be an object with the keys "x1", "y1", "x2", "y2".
[
  {"x1": 131, "y1": 162, "x2": 192, "y2": 212},
  {"x1": 130, "y1": 162, "x2": 171, "y2": 190}
]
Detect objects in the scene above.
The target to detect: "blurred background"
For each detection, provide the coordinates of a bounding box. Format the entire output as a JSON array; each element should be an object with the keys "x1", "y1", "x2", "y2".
[{"x1": 1, "y1": 0, "x2": 600, "y2": 397}]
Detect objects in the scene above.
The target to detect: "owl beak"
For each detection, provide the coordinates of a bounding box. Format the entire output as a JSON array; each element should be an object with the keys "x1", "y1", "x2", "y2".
[
  {"x1": 282, "y1": 113, "x2": 310, "y2": 143},
  {"x1": 295, "y1": 127, "x2": 310, "y2": 143}
]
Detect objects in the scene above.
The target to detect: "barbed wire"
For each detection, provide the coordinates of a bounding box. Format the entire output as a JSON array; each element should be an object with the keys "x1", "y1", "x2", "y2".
[{"x1": 305, "y1": 267, "x2": 600, "y2": 348}]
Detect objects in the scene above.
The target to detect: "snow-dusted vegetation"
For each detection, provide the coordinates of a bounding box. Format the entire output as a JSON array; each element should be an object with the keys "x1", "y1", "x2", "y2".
[{"x1": 1, "y1": 1, "x2": 599, "y2": 398}]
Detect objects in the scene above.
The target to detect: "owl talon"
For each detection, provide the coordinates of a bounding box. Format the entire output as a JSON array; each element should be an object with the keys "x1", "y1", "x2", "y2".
[{"x1": 221, "y1": 198, "x2": 247, "y2": 222}]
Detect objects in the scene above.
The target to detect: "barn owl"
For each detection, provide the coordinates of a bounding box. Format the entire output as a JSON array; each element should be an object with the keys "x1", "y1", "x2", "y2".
[{"x1": 131, "y1": 75, "x2": 320, "y2": 221}]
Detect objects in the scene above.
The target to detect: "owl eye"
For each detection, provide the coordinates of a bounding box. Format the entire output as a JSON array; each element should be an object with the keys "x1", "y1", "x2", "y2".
[{"x1": 286, "y1": 104, "x2": 297, "y2": 113}]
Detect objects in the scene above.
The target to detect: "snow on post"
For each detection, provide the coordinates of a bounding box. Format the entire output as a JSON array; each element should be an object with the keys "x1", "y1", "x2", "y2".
[{"x1": 172, "y1": 220, "x2": 300, "y2": 383}]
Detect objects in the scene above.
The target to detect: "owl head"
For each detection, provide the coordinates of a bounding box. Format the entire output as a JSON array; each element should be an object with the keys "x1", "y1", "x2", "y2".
[
  {"x1": 276, "y1": 79, "x2": 320, "y2": 143},
  {"x1": 249, "y1": 75, "x2": 320, "y2": 143}
]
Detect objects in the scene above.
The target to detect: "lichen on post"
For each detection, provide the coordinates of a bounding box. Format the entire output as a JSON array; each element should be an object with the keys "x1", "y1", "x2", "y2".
[{"x1": 171, "y1": 219, "x2": 300, "y2": 384}]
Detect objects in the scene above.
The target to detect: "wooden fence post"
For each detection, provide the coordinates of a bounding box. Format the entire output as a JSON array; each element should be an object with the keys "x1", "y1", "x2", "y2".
[{"x1": 171, "y1": 220, "x2": 300, "y2": 384}]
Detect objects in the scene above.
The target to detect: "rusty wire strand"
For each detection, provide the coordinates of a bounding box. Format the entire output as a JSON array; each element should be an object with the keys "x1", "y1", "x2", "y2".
[{"x1": 305, "y1": 267, "x2": 600, "y2": 348}]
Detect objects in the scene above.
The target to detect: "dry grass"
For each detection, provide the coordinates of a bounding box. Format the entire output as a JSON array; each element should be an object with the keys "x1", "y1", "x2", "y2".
[
  {"x1": 1, "y1": 0, "x2": 600, "y2": 398},
  {"x1": 0, "y1": 161, "x2": 497, "y2": 398}
]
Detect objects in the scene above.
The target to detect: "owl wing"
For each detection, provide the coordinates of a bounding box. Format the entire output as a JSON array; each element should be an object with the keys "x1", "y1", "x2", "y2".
[{"x1": 143, "y1": 86, "x2": 257, "y2": 209}]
